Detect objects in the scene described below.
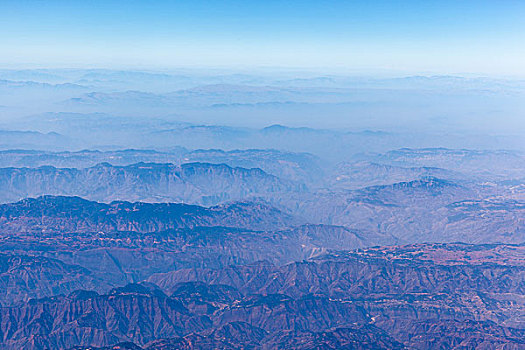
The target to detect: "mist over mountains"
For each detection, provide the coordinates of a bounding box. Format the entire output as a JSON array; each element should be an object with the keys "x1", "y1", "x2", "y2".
[
  {"x1": 0, "y1": 68, "x2": 523, "y2": 349},
  {"x1": 0, "y1": 69, "x2": 524, "y2": 153}
]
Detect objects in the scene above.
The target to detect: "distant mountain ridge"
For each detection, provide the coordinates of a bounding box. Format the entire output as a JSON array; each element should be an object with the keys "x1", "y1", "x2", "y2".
[
  {"x1": 0, "y1": 148, "x2": 323, "y2": 184},
  {"x1": 0, "y1": 161, "x2": 304, "y2": 205},
  {"x1": 330, "y1": 161, "x2": 469, "y2": 189}
]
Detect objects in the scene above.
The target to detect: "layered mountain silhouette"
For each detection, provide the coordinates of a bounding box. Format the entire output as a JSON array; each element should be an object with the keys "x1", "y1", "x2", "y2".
[
  {"x1": 0, "y1": 162, "x2": 304, "y2": 205},
  {"x1": 0, "y1": 147, "x2": 521, "y2": 349}
]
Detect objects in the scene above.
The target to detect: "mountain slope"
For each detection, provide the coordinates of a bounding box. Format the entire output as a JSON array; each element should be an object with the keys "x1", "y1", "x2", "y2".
[
  {"x1": 0, "y1": 195, "x2": 301, "y2": 234},
  {"x1": 0, "y1": 243, "x2": 522, "y2": 350}
]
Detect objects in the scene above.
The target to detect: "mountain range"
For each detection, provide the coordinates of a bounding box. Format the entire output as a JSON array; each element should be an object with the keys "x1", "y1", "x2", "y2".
[
  {"x1": 0, "y1": 68, "x2": 523, "y2": 349},
  {"x1": 0, "y1": 162, "x2": 304, "y2": 205},
  {"x1": 0, "y1": 241, "x2": 522, "y2": 349}
]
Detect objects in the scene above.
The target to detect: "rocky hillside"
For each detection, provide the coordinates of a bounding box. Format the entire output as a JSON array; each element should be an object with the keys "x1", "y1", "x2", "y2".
[
  {"x1": 0, "y1": 196, "x2": 377, "y2": 306},
  {"x1": 0, "y1": 243, "x2": 522, "y2": 349}
]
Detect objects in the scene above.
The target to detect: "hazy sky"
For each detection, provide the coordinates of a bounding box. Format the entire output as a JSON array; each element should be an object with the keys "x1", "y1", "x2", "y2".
[{"x1": 1, "y1": 0, "x2": 525, "y2": 76}]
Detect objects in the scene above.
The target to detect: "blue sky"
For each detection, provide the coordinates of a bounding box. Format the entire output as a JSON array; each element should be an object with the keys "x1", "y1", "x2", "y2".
[{"x1": 1, "y1": 0, "x2": 524, "y2": 76}]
